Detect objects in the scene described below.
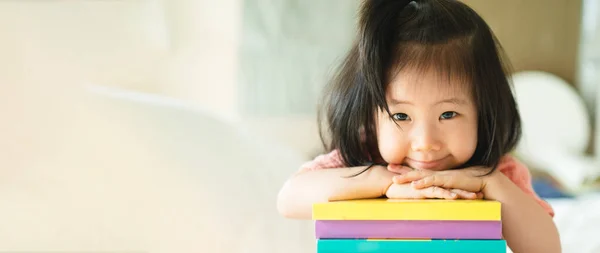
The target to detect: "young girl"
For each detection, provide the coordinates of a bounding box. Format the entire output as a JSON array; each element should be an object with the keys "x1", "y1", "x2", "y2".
[{"x1": 277, "y1": 0, "x2": 561, "y2": 252}]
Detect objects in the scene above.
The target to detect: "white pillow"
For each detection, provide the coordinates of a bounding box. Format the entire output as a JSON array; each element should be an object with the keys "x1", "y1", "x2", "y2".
[{"x1": 511, "y1": 71, "x2": 596, "y2": 190}]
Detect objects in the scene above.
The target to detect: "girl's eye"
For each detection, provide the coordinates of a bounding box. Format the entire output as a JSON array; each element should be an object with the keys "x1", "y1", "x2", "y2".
[
  {"x1": 440, "y1": 111, "x2": 458, "y2": 120},
  {"x1": 392, "y1": 113, "x2": 410, "y2": 121}
]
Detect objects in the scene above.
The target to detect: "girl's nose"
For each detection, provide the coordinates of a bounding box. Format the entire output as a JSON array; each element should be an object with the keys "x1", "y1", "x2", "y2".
[{"x1": 410, "y1": 121, "x2": 442, "y2": 152}]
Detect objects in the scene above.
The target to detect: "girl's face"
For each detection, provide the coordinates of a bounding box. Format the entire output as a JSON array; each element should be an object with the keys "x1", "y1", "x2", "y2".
[{"x1": 377, "y1": 69, "x2": 478, "y2": 171}]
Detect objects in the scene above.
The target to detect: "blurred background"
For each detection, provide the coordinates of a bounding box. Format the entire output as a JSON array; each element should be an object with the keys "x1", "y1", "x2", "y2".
[{"x1": 0, "y1": 0, "x2": 599, "y2": 252}]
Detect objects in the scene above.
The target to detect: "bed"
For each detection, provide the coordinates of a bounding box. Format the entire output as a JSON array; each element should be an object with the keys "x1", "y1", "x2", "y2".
[{"x1": 546, "y1": 193, "x2": 600, "y2": 253}]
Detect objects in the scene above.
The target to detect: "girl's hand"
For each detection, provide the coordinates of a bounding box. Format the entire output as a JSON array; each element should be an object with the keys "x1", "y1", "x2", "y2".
[
  {"x1": 385, "y1": 182, "x2": 482, "y2": 200},
  {"x1": 385, "y1": 164, "x2": 482, "y2": 200},
  {"x1": 390, "y1": 165, "x2": 492, "y2": 198}
]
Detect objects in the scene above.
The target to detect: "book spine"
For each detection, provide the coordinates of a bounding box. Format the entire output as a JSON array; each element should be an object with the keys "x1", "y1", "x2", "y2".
[
  {"x1": 313, "y1": 202, "x2": 501, "y2": 220},
  {"x1": 315, "y1": 220, "x2": 502, "y2": 239},
  {"x1": 317, "y1": 239, "x2": 507, "y2": 253}
]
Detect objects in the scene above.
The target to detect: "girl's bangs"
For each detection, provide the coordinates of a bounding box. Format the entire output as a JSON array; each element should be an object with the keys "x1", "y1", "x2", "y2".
[{"x1": 388, "y1": 38, "x2": 476, "y2": 96}]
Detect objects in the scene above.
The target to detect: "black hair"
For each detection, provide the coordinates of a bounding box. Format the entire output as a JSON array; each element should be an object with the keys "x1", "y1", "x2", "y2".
[{"x1": 318, "y1": 0, "x2": 521, "y2": 174}]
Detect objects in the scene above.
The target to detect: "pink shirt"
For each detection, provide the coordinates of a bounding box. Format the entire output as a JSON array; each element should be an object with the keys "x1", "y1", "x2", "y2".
[{"x1": 299, "y1": 149, "x2": 554, "y2": 217}]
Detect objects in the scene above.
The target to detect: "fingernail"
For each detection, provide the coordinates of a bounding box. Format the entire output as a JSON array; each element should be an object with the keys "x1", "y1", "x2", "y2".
[
  {"x1": 412, "y1": 180, "x2": 422, "y2": 185},
  {"x1": 451, "y1": 193, "x2": 457, "y2": 197}
]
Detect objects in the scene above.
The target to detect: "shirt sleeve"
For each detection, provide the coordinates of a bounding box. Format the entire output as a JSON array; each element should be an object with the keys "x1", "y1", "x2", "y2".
[
  {"x1": 497, "y1": 155, "x2": 555, "y2": 217},
  {"x1": 297, "y1": 149, "x2": 345, "y2": 173}
]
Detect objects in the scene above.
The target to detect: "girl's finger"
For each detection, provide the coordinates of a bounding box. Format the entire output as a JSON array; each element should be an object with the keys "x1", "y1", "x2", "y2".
[
  {"x1": 411, "y1": 174, "x2": 451, "y2": 189},
  {"x1": 450, "y1": 189, "x2": 478, "y2": 199},
  {"x1": 393, "y1": 171, "x2": 429, "y2": 184},
  {"x1": 411, "y1": 173, "x2": 484, "y2": 193},
  {"x1": 421, "y1": 186, "x2": 457, "y2": 200},
  {"x1": 387, "y1": 164, "x2": 413, "y2": 174}
]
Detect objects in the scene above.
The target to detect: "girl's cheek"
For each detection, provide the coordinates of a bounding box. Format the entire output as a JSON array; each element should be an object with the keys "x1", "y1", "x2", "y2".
[{"x1": 377, "y1": 130, "x2": 407, "y2": 164}]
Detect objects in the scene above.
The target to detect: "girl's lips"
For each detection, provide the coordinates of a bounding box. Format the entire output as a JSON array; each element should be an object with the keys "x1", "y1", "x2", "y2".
[{"x1": 405, "y1": 156, "x2": 449, "y2": 170}]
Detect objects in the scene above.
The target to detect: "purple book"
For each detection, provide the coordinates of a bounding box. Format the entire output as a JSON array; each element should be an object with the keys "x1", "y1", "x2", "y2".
[{"x1": 315, "y1": 220, "x2": 502, "y2": 239}]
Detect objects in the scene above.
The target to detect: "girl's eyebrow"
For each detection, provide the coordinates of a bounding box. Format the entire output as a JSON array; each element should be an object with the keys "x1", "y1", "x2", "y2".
[
  {"x1": 388, "y1": 97, "x2": 468, "y2": 106},
  {"x1": 388, "y1": 98, "x2": 414, "y2": 105},
  {"x1": 434, "y1": 98, "x2": 468, "y2": 105}
]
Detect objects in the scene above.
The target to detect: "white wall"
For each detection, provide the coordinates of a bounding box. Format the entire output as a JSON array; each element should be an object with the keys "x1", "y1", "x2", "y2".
[
  {"x1": 0, "y1": 0, "x2": 243, "y2": 121},
  {"x1": 0, "y1": 0, "x2": 169, "y2": 88},
  {"x1": 0, "y1": 0, "x2": 166, "y2": 171},
  {"x1": 158, "y1": 0, "x2": 242, "y2": 119},
  {"x1": 238, "y1": 0, "x2": 359, "y2": 116}
]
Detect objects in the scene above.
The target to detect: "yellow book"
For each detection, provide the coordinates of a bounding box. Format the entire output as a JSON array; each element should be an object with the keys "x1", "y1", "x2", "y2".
[{"x1": 312, "y1": 198, "x2": 501, "y2": 220}]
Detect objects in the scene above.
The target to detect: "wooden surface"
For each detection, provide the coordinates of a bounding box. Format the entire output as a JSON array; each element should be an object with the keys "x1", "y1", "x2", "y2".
[{"x1": 462, "y1": 0, "x2": 582, "y2": 85}]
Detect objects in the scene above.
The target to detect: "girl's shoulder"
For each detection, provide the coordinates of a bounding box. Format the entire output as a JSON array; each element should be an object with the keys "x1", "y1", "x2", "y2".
[
  {"x1": 497, "y1": 154, "x2": 555, "y2": 217},
  {"x1": 496, "y1": 154, "x2": 534, "y2": 180},
  {"x1": 297, "y1": 149, "x2": 345, "y2": 173}
]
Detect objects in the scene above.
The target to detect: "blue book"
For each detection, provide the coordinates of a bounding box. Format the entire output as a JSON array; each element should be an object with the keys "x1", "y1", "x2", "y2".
[{"x1": 317, "y1": 239, "x2": 506, "y2": 253}]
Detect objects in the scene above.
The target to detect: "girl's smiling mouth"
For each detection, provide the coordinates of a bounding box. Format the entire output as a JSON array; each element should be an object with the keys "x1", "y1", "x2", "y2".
[{"x1": 404, "y1": 156, "x2": 450, "y2": 170}]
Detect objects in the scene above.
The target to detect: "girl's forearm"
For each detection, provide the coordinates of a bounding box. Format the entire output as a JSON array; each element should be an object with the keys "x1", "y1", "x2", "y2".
[
  {"x1": 277, "y1": 165, "x2": 394, "y2": 219},
  {"x1": 484, "y1": 173, "x2": 561, "y2": 253}
]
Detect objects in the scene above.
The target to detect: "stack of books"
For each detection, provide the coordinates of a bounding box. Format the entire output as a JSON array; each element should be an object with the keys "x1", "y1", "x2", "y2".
[{"x1": 312, "y1": 198, "x2": 506, "y2": 253}]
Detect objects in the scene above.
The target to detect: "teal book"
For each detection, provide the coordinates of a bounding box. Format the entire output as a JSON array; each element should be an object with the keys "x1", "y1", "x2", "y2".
[{"x1": 317, "y1": 239, "x2": 506, "y2": 253}]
